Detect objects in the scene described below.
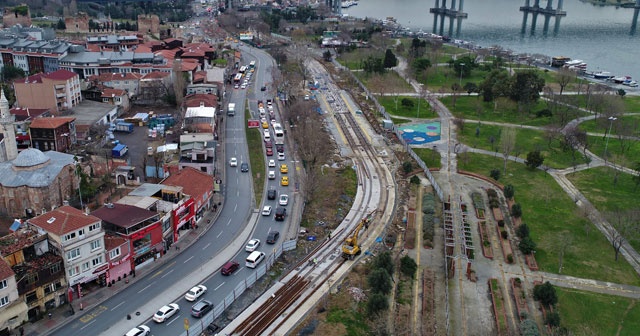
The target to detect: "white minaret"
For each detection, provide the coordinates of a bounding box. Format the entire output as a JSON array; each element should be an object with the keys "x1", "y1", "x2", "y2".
[{"x1": 0, "y1": 89, "x2": 18, "y2": 161}]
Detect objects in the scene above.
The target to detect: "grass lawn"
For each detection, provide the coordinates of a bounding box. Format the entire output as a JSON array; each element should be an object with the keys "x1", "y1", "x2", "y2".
[
  {"x1": 413, "y1": 147, "x2": 442, "y2": 169},
  {"x1": 587, "y1": 134, "x2": 640, "y2": 169},
  {"x1": 336, "y1": 49, "x2": 385, "y2": 70},
  {"x1": 579, "y1": 115, "x2": 640, "y2": 136},
  {"x1": 623, "y1": 95, "x2": 640, "y2": 112},
  {"x1": 375, "y1": 95, "x2": 435, "y2": 119},
  {"x1": 566, "y1": 166, "x2": 640, "y2": 250},
  {"x1": 246, "y1": 108, "x2": 265, "y2": 205},
  {"x1": 456, "y1": 123, "x2": 589, "y2": 169},
  {"x1": 356, "y1": 71, "x2": 414, "y2": 93},
  {"x1": 326, "y1": 307, "x2": 369, "y2": 336},
  {"x1": 556, "y1": 287, "x2": 640, "y2": 336},
  {"x1": 455, "y1": 152, "x2": 640, "y2": 286}
]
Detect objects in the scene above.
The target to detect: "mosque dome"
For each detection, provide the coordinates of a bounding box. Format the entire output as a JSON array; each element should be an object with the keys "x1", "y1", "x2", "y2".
[{"x1": 13, "y1": 148, "x2": 50, "y2": 167}]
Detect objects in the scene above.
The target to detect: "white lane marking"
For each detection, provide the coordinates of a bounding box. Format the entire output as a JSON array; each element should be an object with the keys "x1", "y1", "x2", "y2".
[
  {"x1": 185, "y1": 256, "x2": 194, "y2": 263},
  {"x1": 111, "y1": 301, "x2": 126, "y2": 311},
  {"x1": 202, "y1": 243, "x2": 211, "y2": 250},
  {"x1": 161, "y1": 269, "x2": 175, "y2": 279},
  {"x1": 138, "y1": 282, "x2": 155, "y2": 293},
  {"x1": 214, "y1": 282, "x2": 225, "y2": 291},
  {"x1": 234, "y1": 204, "x2": 238, "y2": 212},
  {"x1": 79, "y1": 320, "x2": 96, "y2": 330},
  {"x1": 217, "y1": 231, "x2": 223, "y2": 238},
  {"x1": 226, "y1": 218, "x2": 232, "y2": 226},
  {"x1": 166, "y1": 313, "x2": 181, "y2": 326}
]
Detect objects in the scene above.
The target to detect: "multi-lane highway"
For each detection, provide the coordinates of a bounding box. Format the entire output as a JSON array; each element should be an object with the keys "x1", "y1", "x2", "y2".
[{"x1": 52, "y1": 43, "x2": 297, "y2": 336}]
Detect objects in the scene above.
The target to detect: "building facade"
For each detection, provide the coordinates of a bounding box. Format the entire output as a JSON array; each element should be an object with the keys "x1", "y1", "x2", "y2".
[
  {"x1": 0, "y1": 257, "x2": 25, "y2": 333},
  {"x1": 28, "y1": 117, "x2": 76, "y2": 153},
  {"x1": 13, "y1": 69, "x2": 82, "y2": 113}
]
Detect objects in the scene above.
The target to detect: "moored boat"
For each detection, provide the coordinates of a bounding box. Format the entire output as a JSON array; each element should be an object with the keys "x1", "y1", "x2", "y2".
[{"x1": 593, "y1": 71, "x2": 613, "y2": 79}]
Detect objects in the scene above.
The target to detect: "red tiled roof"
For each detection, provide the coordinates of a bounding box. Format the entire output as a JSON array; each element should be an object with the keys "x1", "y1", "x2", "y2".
[
  {"x1": 163, "y1": 38, "x2": 181, "y2": 43},
  {"x1": 44, "y1": 69, "x2": 77, "y2": 81},
  {"x1": 91, "y1": 203, "x2": 157, "y2": 229},
  {"x1": 101, "y1": 88, "x2": 127, "y2": 98},
  {"x1": 88, "y1": 73, "x2": 142, "y2": 82},
  {"x1": 162, "y1": 167, "x2": 213, "y2": 207},
  {"x1": 134, "y1": 45, "x2": 152, "y2": 53},
  {"x1": 181, "y1": 62, "x2": 198, "y2": 71},
  {"x1": 85, "y1": 44, "x2": 102, "y2": 52},
  {"x1": 0, "y1": 258, "x2": 14, "y2": 280},
  {"x1": 184, "y1": 94, "x2": 217, "y2": 107},
  {"x1": 142, "y1": 72, "x2": 170, "y2": 80},
  {"x1": 104, "y1": 232, "x2": 128, "y2": 251},
  {"x1": 29, "y1": 206, "x2": 101, "y2": 236},
  {"x1": 10, "y1": 107, "x2": 50, "y2": 120},
  {"x1": 0, "y1": 227, "x2": 45, "y2": 256},
  {"x1": 30, "y1": 117, "x2": 75, "y2": 129}
]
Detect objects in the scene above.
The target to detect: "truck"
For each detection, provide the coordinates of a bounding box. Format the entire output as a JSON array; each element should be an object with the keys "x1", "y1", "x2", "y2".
[
  {"x1": 114, "y1": 122, "x2": 134, "y2": 133},
  {"x1": 227, "y1": 103, "x2": 236, "y2": 116},
  {"x1": 112, "y1": 144, "x2": 129, "y2": 158}
]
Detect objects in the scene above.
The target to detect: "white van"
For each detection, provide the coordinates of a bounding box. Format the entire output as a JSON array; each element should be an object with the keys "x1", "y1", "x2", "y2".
[{"x1": 246, "y1": 251, "x2": 265, "y2": 269}]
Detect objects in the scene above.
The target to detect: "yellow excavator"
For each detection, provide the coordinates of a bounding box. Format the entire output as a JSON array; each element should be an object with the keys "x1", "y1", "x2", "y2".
[{"x1": 341, "y1": 211, "x2": 375, "y2": 260}]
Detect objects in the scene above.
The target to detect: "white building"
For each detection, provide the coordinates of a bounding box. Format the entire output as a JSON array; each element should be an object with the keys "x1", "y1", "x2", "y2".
[{"x1": 0, "y1": 258, "x2": 24, "y2": 333}]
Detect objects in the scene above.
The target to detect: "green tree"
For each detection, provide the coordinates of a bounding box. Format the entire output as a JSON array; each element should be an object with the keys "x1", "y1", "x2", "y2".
[
  {"x1": 479, "y1": 69, "x2": 510, "y2": 102},
  {"x1": 402, "y1": 161, "x2": 413, "y2": 174},
  {"x1": 367, "y1": 293, "x2": 389, "y2": 316},
  {"x1": 516, "y1": 223, "x2": 530, "y2": 239},
  {"x1": 399, "y1": 255, "x2": 418, "y2": 278},
  {"x1": 525, "y1": 150, "x2": 544, "y2": 169},
  {"x1": 1, "y1": 65, "x2": 25, "y2": 81},
  {"x1": 617, "y1": 89, "x2": 626, "y2": 98},
  {"x1": 383, "y1": 49, "x2": 398, "y2": 68},
  {"x1": 520, "y1": 319, "x2": 540, "y2": 336},
  {"x1": 511, "y1": 203, "x2": 522, "y2": 218},
  {"x1": 545, "y1": 311, "x2": 561, "y2": 327},
  {"x1": 56, "y1": 18, "x2": 66, "y2": 30},
  {"x1": 519, "y1": 236, "x2": 537, "y2": 254},
  {"x1": 490, "y1": 168, "x2": 501, "y2": 181},
  {"x1": 463, "y1": 82, "x2": 478, "y2": 95},
  {"x1": 503, "y1": 184, "x2": 515, "y2": 200},
  {"x1": 533, "y1": 282, "x2": 558, "y2": 307},
  {"x1": 412, "y1": 58, "x2": 431, "y2": 78},
  {"x1": 368, "y1": 268, "x2": 392, "y2": 295},
  {"x1": 509, "y1": 71, "x2": 545, "y2": 104},
  {"x1": 401, "y1": 98, "x2": 414, "y2": 108},
  {"x1": 373, "y1": 252, "x2": 394, "y2": 275}
]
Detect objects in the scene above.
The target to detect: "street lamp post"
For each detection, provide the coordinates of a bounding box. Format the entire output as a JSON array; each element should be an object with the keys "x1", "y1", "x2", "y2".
[
  {"x1": 459, "y1": 63, "x2": 465, "y2": 88},
  {"x1": 417, "y1": 84, "x2": 424, "y2": 118},
  {"x1": 604, "y1": 116, "x2": 617, "y2": 162}
]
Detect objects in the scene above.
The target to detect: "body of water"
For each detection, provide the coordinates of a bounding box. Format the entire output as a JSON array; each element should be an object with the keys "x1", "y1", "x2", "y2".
[{"x1": 344, "y1": 0, "x2": 640, "y2": 79}]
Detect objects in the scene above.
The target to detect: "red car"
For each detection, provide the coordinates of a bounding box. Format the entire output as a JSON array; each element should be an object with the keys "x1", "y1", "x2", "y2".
[{"x1": 266, "y1": 148, "x2": 273, "y2": 156}]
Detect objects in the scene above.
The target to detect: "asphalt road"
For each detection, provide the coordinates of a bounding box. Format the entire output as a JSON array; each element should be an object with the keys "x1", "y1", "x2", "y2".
[{"x1": 51, "y1": 44, "x2": 295, "y2": 336}]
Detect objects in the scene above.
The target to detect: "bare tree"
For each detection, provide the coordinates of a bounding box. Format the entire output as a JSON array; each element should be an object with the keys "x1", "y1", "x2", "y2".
[
  {"x1": 553, "y1": 231, "x2": 572, "y2": 273},
  {"x1": 555, "y1": 68, "x2": 576, "y2": 95},
  {"x1": 500, "y1": 127, "x2": 516, "y2": 174},
  {"x1": 606, "y1": 209, "x2": 640, "y2": 261},
  {"x1": 172, "y1": 59, "x2": 187, "y2": 108}
]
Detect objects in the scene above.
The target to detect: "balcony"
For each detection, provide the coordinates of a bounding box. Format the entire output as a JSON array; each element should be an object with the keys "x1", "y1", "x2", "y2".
[{"x1": 54, "y1": 84, "x2": 65, "y2": 90}]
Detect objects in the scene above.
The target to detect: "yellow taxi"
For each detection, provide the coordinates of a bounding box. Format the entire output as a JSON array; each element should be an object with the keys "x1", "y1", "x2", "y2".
[
  {"x1": 280, "y1": 164, "x2": 288, "y2": 174},
  {"x1": 281, "y1": 176, "x2": 289, "y2": 186},
  {"x1": 262, "y1": 121, "x2": 269, "y2": 129}
]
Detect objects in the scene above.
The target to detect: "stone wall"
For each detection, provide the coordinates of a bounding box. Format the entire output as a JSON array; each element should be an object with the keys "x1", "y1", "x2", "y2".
[
  {"x1": 2, "y1": 5, "x2": 32, "y2": 27},
  {"x1": 138, "y1": 14, "x2": 159, "y2": 35}
]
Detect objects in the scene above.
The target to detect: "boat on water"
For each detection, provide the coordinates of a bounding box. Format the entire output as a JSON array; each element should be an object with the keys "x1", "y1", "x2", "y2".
[
  {"x1": 623, "y1": 79, "x2": 638, "y2": 87},
  {"x1": 341, "y1": 0, "x2": 358, "y2": 8},
  {"x1": 563, "y1": 59, "x2": 587, "y2": 71},
  {"x1": 592, "y1": 71, "x2": 614, "y2": 79},
  {"x1": 612, "y1": 75, "x2": 632, "y2": 84}
]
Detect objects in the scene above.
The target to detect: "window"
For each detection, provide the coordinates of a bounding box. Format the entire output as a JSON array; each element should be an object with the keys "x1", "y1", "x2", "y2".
[
  {"x1": 103, "y1": 98, "x2": 109, "y2": 103},
  {"x1": 63, "y1": 232, "x2": 76, "y2": 242},
  {"x1": 92, "y1": 256, "x2": 103, "y2": 267},
  {"x1": 66, "y1": 248, "x2": 80, "y2": 261},
  {"x1": 26, "y1": 274, "x2": 38, "y2": 285},
  {"x1": 81, "y1": 262, "x2": 90, "y2": 272},
  {"x1": 0, "y1": 279, "x2": 6, "y2": 289},
  {"x1": 68, "y1": 266, "x2": 79, "y2": 277},
  {"x1": 109, "y1": 247, "x2": 121, "y2": 259},
  {"x1": 90, "y1": 239, "x2": 101, "y2": 251},
  {"x1": 1, "y1": 296, "x2": 10, "y2": 307},
  {"x1": 78, "y1": 229, "x2": 85, "y2": 238},
  {"x1": 50, "y1": 263, "x2": 60, "y2": 274},
  {"x1": 89, "y1": 223, "x2": 100, "y2": 232}
]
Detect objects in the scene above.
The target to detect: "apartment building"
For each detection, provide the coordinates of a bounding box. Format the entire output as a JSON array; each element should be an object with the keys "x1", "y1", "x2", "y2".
[{"x1": 13, "y1": 69, "x2": 82, "y2": 113}]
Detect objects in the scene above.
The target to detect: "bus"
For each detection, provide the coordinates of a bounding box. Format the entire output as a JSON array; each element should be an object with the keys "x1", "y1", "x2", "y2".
[
  {"x1": 233, "y1": 73, "x2": 243, "y2": 84},
  {"x1": 239, "y1": 65, "x2": 247, "y2": 74},
  {"x1": 249, "y1": 60, "x2": 256, "y2": 69},
  {"x1": 273, "y1": 123, "x2": 284, "y2": 145}
]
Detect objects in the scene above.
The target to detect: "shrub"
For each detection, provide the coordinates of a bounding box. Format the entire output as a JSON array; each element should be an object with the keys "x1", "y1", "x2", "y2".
[
  {"x1": 507, "y1": 254, "x2": 514, "y2": 263},
  {"x1": 533, "y1": 282, "x2": 558, "y2": 307},
  {"x1": 545, "y1": 311, "x2": 561, "y2": 327},
  {"x1": 501, "y1": 230, "x2": 508, "y2": 239},
  {"x1": 497, "y1": 219, "x2": 505, "y2": 227},
  {"x1": 410, "y1": 175, "x2": 420, "y2": 185},
  {"x1": 519, "y1": 237, "x2": 537, "y2": 255},
  {"x1": 489, "y1": 199, "x2": 500, "y2": 209},
  {"x1": 400, "y1": 255, "x2": 418, "y2": 278},
  {"x1": 402, "y1": 161, "x2": 413, "y2": 174},
  {"x1": 516, "y1": 223, "x2": 530, "y2": 239},
  {"x1": 490, "y1": 168, "x2": 501, "y2": 180},
  {"x1": 487, "y1": 188, "x2": 498, "y2": 198},
  {"x1": 520, "y1": 319, "x2": 540, "y2": 336},
  {"x1": 367, "y1": 293, "x2": 389, "y2": 317},
  {"x1": 536, "y1": 109, "x2": 552, "y2": 118},
  {"x1": 511, "y1": 203, "x2": 522, "y2": 218},
  {"x1": 503, "y1": 184, "x2": 514, "y2": 200}
]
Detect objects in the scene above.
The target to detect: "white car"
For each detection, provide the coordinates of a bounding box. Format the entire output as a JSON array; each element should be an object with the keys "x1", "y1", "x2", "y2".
[
  {"x1": 279, "y1": 194, "x2": 289, "y2": 206},
  {"x1": 278, "y1": 152, "x2": 285, "y2": 161},
  {"x1": 241, "y1": 83, "x2": 247, "y2": 89},
  {"x1": 268, "y1": 171, "x2": 276, "y2": 179},
  {"x1": 153, "y1": 303, "x2": 180, "y2": 323},
  {"x1": 229, "y1": 157, "x2": 238, "y2": 167},
  {"x1": 268, "y1": 159, "x2": 276, "y2": 167},
  {"x1": 125, "y1": 325, "x2": 150, "y2": 336},
  {"x1": 245, "y1": 239, "x2": 261, "y2": 252},
  {"x1": 262, "y1": 205, "x2": 272, "y2": 216},
  {"x1": 184, "y1": 285, "x2": 207, "y2": 302}
]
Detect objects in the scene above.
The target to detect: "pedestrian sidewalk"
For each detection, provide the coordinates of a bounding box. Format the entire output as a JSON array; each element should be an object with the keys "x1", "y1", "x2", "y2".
[{"x1": 21, "y1": 206, "x2": 221, "y2": 336}]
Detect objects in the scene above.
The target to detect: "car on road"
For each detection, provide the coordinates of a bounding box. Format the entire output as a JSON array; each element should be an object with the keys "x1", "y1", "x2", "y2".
[
  {"x1": 234, "y1": 84, "x2": 239, "y2": 89},
  {"x1": 245, "y1": 239, "x2": 261, "y2": 252},
  {"x1": 267, "y1": 188, "x2": 277, "y2": 200},
  {"x1": 184, "y1": 285, "x2": 207, "y2": 302},
  {"x1": 266, "y1": 148, "x2": 274, "y2": 156},
  {"x1": 229, "y1": 157, "x2": 237, "y2": 167},
  {"x1": 278, "y1": 152, "x2": 286, "y2": 161},
  {"x1": 241, "y1": 83, "x2": 247, "y2": 89},
  {"x1": 241, "y1": 162, "x2": 249, "y2": 172},
  {"x1": 276, "y1": 144, "x2": 285, "y2": 153},
  {"x1": 265, "y1": 140, "x2": 273, "y2": 148},
  {"x1": 268, "y1": 171, "x2": 276, "y2": 180},
  {"x1": 191, "y1": 300, "x2": 213, "y2": 318},
  {"x1": 279, "y1": 194, "x2": 289, "y2": 206},
  {"x1": 191, "y1": 299, "x2": 213, "y2": 318},
  {"x1": 153, "y1": 303, "x2": 180, "y2": 323},
  {"x1": 281, "y1": 176, "x2": 289, "y2": 186},
  {"x1": 267, "y1": 231, "x2": 280, "y2": 244},
  {"x1": 280, "y1": 164, "x2": 288, "y2": 174},
  {"x1": 261, "y1": 205, "x2": 272, "y2": 216},
  {"x1": 125, "y1": 325, "x2": 150, "y2": 336},
  {"x1": 261, "y1": 86, "x2": 267, "y2": 91},
  {"x1": 275, "y1": 207, "x2": 286, "y2": 221},
  {"x1": 262, "y1": 120, "x2": 269, "y2": 129},
  {"x1": 268, "y1": 159, "x2": 276, "y2": 167},
  {"x1": 221, "y1": 260, "x2": 239, "y2": 275}
]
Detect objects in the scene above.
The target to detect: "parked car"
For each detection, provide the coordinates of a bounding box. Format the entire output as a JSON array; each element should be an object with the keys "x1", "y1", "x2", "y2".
[
  {"x1": 184, "y1": 285, "x2": 207, "y2": 302},
  {"x1": 267, "y1": 231, "x2": 280, "y2": 244},
  {"x1": 153, "y1": 303, "x2": 180, "y2": 323},
  {"x1": 262, "y1": 205, "x2": 272, "y2": 216},
  {"x1": 221, "y1": 260, "x2": 239, "y2": 275},
  {"x1": 245, "y1": 239, "x2": 261, "y2": 252},
  {"x1": 125, "y1": 325, "x2": 151, "y2": 336},
  {"x1": 279, "y1": 194, "x2": 289, "y2": 206},
  {"x1": 191, "y1": 299, "x2": 213, "y2": 318}
]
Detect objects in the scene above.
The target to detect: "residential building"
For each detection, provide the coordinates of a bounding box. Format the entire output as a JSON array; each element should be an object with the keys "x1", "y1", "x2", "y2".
[
  {"x1": 100, "y1": 88, "x2": 130, "y2": 113},
  {"x1": 183, "y1": 94, "x2": 217, "y2": 134},
  {"x1": 0, "y1": 37, "x2": 72, "y2": 74},
  {"x1": 137, "y1": 71, "x2": 171, "y2": 104},
  {"x1": 9, "y1": 107, "x2": 52, "y2": 152},
  {"x1": 0, "y1": 89, "x2": 18, "y2": 162},
  {"x1": 0, "y1": 226, "x2": 65, "y2": 324},
  {"x1": 178, "y1": 133, "x2": 216, "y2": 175},
  {"x1": 86, "y1": 35, "x2": 142, "y2": 52},
  {"x1": 13, "y1": 69, "x2": 82, "y2": 113},
  {"x1": 103, "y1": 233, "x2": 132, "y2": 286},
  {"x1": 28, "y1": 117, "x2": 76, "y2": 153},
  {"x1": 162, "y1": 167, "x2": 215, "y2": 223},
  {"x1": 27, "y1": 206, "x2": 107, "y2": 295},
  {"x1": 91, "y1": 203, "x2": 163, "y2": 272},
  {"x1": 0, "y1": 257, "x2": 25, "y2": 333},
  {"x1": 0, "y1": 148, "x2": 78, "y2": 218},
  {"x1": 59, "y1": 49, "x2": 167, "y2": 79},
  {"x1": 86, "y1": 72, "x2": 142, "y2": 97}
]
